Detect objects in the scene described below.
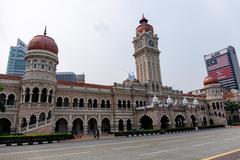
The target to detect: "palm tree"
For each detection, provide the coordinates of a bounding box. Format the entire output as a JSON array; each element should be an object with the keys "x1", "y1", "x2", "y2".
[
  {"x1": 0, "y1": 85, "x2": 5, "y2": 112},
  {"x1": 225, "y1": 100, "x2": 240, "y2": 123}
]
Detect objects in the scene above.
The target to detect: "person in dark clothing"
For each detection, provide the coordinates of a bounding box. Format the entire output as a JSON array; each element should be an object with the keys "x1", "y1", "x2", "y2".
[
  {"x1": 96, "y1": 129, "x2": 99, "y2": 139},
  {"x1": 93, "y1": 130, "x2": 96, "y2": 139}
]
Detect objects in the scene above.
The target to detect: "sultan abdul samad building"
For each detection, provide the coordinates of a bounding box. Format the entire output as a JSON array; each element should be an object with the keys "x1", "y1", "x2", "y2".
[{"x1": 0, "y1": 16, "x2": 228, "y2": 134}]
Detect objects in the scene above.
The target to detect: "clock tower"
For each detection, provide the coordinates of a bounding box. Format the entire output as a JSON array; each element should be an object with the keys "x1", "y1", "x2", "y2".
[{"x1": 133, "y1": 15, "x2": 162, "y2": 92}]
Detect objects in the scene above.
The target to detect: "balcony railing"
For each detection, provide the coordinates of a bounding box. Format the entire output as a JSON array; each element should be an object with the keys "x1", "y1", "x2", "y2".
[
  {"x1": 38, "y1": 121, "x2": 45, "y2": 126},
  {"x1": 21, "y1": 126, "x2": 27, "y2": 132},
  {"x1": 29, "y1": 123, "x2": 36, "y2": 129}
]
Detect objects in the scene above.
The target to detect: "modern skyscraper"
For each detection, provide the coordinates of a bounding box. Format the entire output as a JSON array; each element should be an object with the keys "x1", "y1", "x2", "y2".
[
  {"x1": 204, "y1": 46, "x2": 240, "y2": 89},
  {"x1": 6, "y1": 39, "x2": 27, "y2": 76},
  {"x1": 56, "y1": 72, "x2": 77, "y2": 82}
]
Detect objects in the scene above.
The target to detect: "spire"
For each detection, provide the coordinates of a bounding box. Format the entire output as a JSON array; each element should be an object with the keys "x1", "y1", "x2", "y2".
[
  {"x1": 139, "y1": 14, "x2": 148, "y2": 24},
  {"x1": 44, "y1": 25, "x2": 47, "y2": 36}
]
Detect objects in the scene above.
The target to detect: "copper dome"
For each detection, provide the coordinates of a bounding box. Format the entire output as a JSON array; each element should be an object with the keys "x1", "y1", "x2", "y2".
[
  {"x1": 28, "y1": 33, "x2": 58, "y2": 55},
  {"x1": 203, "y1": 75, "x2": 219, "y2": 85},
  {"x1": 136, "y1": 15, "x2": 154, "y2": 33}
]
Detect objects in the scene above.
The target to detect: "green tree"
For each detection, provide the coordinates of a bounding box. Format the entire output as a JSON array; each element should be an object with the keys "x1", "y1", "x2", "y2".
[
  {"x1": 225, "y1": 100, "x2": 240, "y2": 123},
  {"x1": 0, "y1": 85, "x2": 5, "y2": 112}
]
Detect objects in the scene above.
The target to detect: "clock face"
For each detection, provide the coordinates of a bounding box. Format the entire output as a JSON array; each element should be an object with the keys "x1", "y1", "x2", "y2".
[
  {"x1": 148, "y1": 40, "x2": 154, "y2": 47},
  {"x1": 137, "y1": 41, "x2": 142, "y2": 48}
]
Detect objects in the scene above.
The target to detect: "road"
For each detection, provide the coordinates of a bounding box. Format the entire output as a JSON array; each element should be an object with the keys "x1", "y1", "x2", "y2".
[{"x1": 1, "y1": 127, "x2": 240, "y2": 160}]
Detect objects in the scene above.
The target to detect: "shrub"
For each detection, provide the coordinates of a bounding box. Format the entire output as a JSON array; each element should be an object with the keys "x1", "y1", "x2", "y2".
[
  {"x1": 198, "y1": 125, "x2": 225, "y2": 129},
  {"x1": 0, "y1": 133, "x2": 73, "y2": 144}
]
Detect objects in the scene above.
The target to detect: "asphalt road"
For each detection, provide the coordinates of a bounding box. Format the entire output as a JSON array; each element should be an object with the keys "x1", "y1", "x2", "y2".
[{"x1": 1, "y1": 127, "x2": 240, "y2": 160}]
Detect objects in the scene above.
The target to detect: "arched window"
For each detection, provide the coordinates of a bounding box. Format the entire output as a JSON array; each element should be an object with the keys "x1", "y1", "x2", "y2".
[
  {"x1": 144, "y1": 101, "x2": 146, "y2": 106},
  {"x1": 56, "y1": 97, "x2": 63, "y2": 107},
  {"x1": 63, "y1": 97, "x2": 69, "y2": 107},
  {"x1": 118, "y1": 100, "x2": 122, "y2": 108},
  {"x1": 212, "y1": 103, "x2": 216, "y2": 109},
  {"x1": 48, "y1": 90, "x2": 53, "y2": 103},
  {"x1": 127, "y1": 100, "x2": 131, "y2": 108},
  {"x1": 0, "y1": 93, "x2": 6, "y2": 106},
  {"x1": 207, "y1": 103, "x2": 210, "y2": 110},
  {"x1": 7, "y1": 94, "x2": 15, "y2": 105},
  {"x1": 40, "y1": 88, "x2": 47, "y2": 103},
  {"x1": 29, "y1": 115, "x2": 37, "y2": 125},
  {"x1": 216, "y1": 102, "x2": 220, "y2": 109},
  {"x1": 123, "y1": 100, "x2": 126, "y2": 108},
  {"x1": 21, "y1": 118, "x2": 27, "y2": 128},
  {"x1": 25, "y1": 88, "x2": 30, "y2": 102},
  {"x1": 156, "y1": 84, "x2": 159, "y2": 92},
  {"x1": 73, "y1": 98, "x2": 78, "y2": 107},
  {"x1": 32, "y1": 87, "x2": 39, "y2": 102},
  {"x1": 39, "y1": 112, "x2": 46, "y2": 122},
  {"x1": 136, "y1": 101, "x2": 139, "y2": 107},
  {"x1": 79, "y1": 98, "x2": 84, "y2": 107},
  {"x1": 93, "y1": 99, "x2": 98, "y2": 108},
  {"x1": 118, "y1": 119, "x2": 124, "y2": 131},
  {"x1": 140, "y1": 101, "x2": 143, "y2": 107},
  {"x1": 106, "y1": 100, "x2": 111, "y2": 108},
  {"x1": 101, "y1": 99, "x2": 105, "y2": 108},
  {"x1": 47, "y1": 111, "x2": 52, "y2": 120},
  {"x1": 220, "y1": 102, "x2": 223, "y2": 109},
  {"x1": 88, "y1": 99, "x2": 92, "y2": 107},
  {"x1": 127, "y1": 119, "x2": 132, "y2": 131}
]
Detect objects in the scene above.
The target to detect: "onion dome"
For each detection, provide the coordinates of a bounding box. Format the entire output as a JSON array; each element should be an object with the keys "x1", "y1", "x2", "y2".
[
  {"x1": 28, "y1": 26, "x2": 58, "y2": 54},
  {"x1": 203, "y1": 75, "x2": 218, "y2": 85},
  {"x1": 166, "y1": 96, "x2": 173, "y2": 105},
  {"x1": 136, "y1": 15, "x2": 154, "y2": 33},
  {"x1": 182, "y1": 97, "x2": 188, "y2": 106},
  {"x1": 152, "y1": 95, "x2": 160, "y2": 105},
  {"x1": 192, "y1": 98, "x2": 199, "y2": 106}
]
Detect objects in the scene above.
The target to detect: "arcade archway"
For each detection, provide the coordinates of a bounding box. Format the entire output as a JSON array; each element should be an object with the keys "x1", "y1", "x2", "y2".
[
  {"x1": 55, "y1": 118, "x2": 68, "y2": 133},
  {"x1": 140, "y1": 115, "x2": 153, "y2": 130}
]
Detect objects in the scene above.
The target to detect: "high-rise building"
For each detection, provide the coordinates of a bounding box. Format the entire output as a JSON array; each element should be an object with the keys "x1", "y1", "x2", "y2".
[
  {"x1": 6, "y1": 39, "x2": 27, "y2": 76},
  {"x1": 56, "y1": 72, "x2": 77, "y2": 82},
  {"x1": 204, "y1": 46, "x2": 240, "y2": 89}
]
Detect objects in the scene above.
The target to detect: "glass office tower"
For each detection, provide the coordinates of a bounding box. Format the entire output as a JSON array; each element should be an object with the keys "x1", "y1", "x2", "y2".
[{"x1": 6, "y1": 39, "x2": 27, "y2": 76}]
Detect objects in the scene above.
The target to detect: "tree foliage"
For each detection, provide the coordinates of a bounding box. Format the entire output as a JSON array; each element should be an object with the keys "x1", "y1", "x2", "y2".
[{"x1": 225, "y1": 100, "x2": 239, "y2": 114}]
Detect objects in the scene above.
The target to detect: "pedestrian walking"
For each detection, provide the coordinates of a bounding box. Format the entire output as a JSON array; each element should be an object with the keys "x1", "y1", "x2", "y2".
[
  {"x1": 93, "y1": 130, "x2": 96, "y2": 139},
  {"x1": 96, "y1": 129, "x2": 99, "y2": 139}
]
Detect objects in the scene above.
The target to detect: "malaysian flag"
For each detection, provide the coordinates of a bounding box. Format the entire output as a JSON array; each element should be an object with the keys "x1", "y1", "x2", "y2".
[{"x1": 206, "y1": 54, "x2": 229, "y2": 71}]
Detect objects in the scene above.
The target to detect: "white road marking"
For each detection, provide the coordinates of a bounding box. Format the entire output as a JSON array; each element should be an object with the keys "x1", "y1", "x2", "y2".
[
  {"x1": 139, "y1": 148, "x2": 179, "y2": 157},
  {"x1": 224, "y1": 136, "x2": 240, "y2": 141},
  {"x1": 29, "y1": 151, "x2": 90, "y2": 160},
  {"x1": 163, "y1": 139, "x2": 186, "y2": 144},
  {"x1": 192, "y1": 141, "x2": 216, "y2": 147},
  {"x1": 113, "y1": 144, "x2": 149, "y2": 150}
]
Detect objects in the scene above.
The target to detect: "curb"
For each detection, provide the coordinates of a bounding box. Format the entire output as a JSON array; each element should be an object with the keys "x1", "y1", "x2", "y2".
[
  {"x1": 0, "y1": 141, "x2": 58, "y2": 147},
  {"x1": 126, "y1": 128, "x2": 219, "y2": 137}
]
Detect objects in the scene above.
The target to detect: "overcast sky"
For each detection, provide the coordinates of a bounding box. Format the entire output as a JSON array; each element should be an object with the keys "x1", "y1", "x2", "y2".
[{"x1": 1, "y1": 0, "x2": 240, "y2": 92}]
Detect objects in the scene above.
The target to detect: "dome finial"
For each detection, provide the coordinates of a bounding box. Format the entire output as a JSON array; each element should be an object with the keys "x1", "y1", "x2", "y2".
[
  {"x1": 44, "y1": 25, "x2": 47, "y2": 36},
  {"x1": 139, "y1": 14, "x2": 148, "y2": 24}
]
